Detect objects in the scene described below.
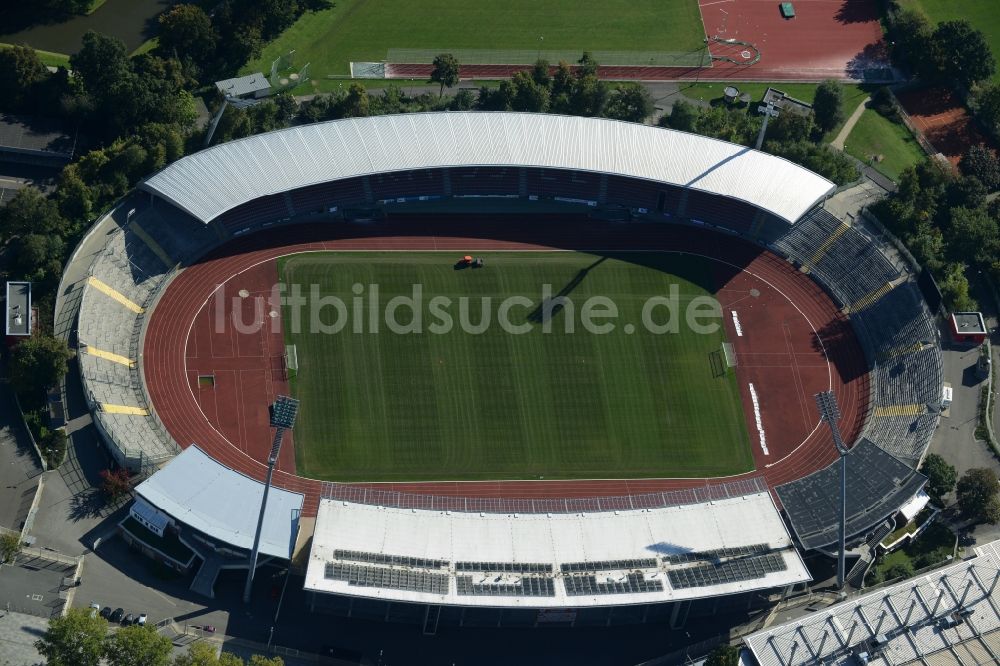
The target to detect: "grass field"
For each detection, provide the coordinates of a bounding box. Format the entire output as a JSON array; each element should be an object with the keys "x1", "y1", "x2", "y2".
[
  {"x1": 0, "y1": 42, "x2": 70, "y2": 68},
  {"x1": 245, "y1": 0, "x2": 706, "y2": 82},
  {"x1": 279, "y1": 251, "x2": 752, "y2": 482},
  {"x1": 844, "y1": 108, "x2": 926, "y2": 180},
  {"x1": 900, "y1": 0, "x2": 1000, "y2": 82}
]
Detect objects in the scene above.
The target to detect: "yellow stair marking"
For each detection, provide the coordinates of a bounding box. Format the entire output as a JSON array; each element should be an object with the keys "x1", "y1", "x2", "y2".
[
  {"x1": 84, "y1": 346, "x2": 135, "y2": 368},
  {"x1": 850, "y1": 281, "x2": 895, "y2": 313},
  {"x1": 129, "y1": 220, "x2": 175, "y2": 269},
  {"x1": 873, "y1": 404, "x2": 926, "y2": 418},
  {"x1": 808, "y1": 223, "x2": 849, "y2": 267},
  {"x1": 100, "y1": 403, "x2": 148, "y2": 416},
  {"x1": 878, "y1": 342, "x2": 926, "y2": 363},
  {"x1": 87, "y1": 276, "x2": 144, "y2": 314}
]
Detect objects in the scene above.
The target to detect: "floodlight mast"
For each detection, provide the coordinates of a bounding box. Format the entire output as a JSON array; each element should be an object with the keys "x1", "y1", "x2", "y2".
[
  {"x1": 242, "y1": 395, "x2": 300, "y2": 604},
  {"x1": 815, "y1": 390, "x2": 848, "y2": 590}
]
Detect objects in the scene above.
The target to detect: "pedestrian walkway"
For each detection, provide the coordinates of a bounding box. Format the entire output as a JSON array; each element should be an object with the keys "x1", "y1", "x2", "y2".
[{"x1": 831, "y1": 97, "x2": 870, "y2": 150}]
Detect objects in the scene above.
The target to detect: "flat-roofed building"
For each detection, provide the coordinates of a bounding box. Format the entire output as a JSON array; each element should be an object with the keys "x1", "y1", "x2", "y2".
[{"x1": 304, "y1": 489, "x2": 810, "y2": 628}]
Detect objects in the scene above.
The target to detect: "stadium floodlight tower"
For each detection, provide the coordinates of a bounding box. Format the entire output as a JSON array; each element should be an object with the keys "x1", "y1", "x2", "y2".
[
  {"x1": 242, "y1": 395, "x2": 299, "y2": 604},
  {"x1": 815, "y1": 390, "x2": 849, "y2": 590}
]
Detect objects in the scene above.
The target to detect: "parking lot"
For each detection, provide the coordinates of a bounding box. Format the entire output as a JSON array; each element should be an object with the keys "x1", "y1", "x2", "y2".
[{"x1": 0, "y1": 551, "x2": 77, "y2": 619}]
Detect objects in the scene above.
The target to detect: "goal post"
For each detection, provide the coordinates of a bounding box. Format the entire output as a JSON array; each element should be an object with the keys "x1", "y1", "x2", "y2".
[
  {"x1": 284, "y1": 344, "x2": 298, "y2": 380},
  {"x1": 722, "y1": 342, "x2": 737, "y2": 369}
]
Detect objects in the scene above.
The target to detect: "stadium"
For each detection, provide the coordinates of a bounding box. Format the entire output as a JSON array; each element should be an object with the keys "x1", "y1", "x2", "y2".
[{"x1": 55, "y1": 112, "x2": 942, "y2": 629}]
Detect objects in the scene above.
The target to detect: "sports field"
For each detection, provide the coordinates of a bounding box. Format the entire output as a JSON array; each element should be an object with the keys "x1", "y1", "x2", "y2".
[
  {"x1": 245, "y1": 0, "x2": 706, "y2": 79},
  {"x1": 278, "y1": 251, "x2": 752, "y2": 482}
]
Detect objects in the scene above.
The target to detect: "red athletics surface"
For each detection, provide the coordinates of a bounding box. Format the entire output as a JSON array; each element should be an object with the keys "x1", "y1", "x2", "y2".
[
  {"x1": 144, "y1": 217, "x2": 869, "y2": 516},
  {"x1": 895, "y1": 87, "x2": 992, "y2": 167},
  {"x1": 386, "y1": 1, "x2": 885, "y2": 82}
]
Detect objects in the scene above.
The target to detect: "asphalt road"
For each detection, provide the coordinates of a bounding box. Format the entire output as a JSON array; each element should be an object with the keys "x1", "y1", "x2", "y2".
[{"x1": 0, "y1": 381, "x2": 43, "y2": 533}]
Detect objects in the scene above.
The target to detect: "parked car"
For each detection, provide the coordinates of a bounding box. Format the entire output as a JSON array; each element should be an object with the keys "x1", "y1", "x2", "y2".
[
  {"x1": 109, "y1": 608, "x2": 124, "y2": 623},
  {"x1": 136, "y1": 613, "x2": 147, "y2": 626},
  {"x1": 89, "y1": 602, "x2": 100, "y2": 617},
  {"x1": 122, "y1": 613, "x2": 134, "y2": 626},
  {"x1": 100, "y1": 607, "x2": 112, "y2": 620}
]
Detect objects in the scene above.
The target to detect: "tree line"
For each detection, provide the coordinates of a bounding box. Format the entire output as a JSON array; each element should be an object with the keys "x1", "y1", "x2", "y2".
[{"x1": 35, "y1": 607, "x2": 283, "y2": 666}]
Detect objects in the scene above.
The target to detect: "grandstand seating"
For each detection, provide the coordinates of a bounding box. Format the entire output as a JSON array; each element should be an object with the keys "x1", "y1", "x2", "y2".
[
  {"x1": 685, "y1": 190, "x2": 757, "y2": 234},
  {"x1": 776, "y1": 439, "x2": 929, "y2": 550},
  {"x1": 603, "y1": 176, "x2": 664, "y2": 211},
  {"x1": 287, "y1": 178, "x2": 368, "y2": 215},
  {"x1": 370, "y1": 169, "x2": 445, "y2": 201},
  {"x1": 450, "y1": 167, "x2": 519, "y2": 197},
  {"x1": 76, "y1": 201, "x2": 215, "y2": 472},
  {"x1": 216, "y1": 194, "x2": 289, "y2": 233},
  {"x1": 525, "y1": 168, "x2": 600, "y2": 201}
]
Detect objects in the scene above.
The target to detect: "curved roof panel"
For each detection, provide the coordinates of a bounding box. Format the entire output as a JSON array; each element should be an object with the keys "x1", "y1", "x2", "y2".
[{"x1": 140, "y1": 112, "x2": 835, "y2": 224}]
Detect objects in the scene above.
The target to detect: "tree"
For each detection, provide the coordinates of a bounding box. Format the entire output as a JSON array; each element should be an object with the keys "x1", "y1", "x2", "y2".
[
  {"x1": 70, "y1": 31, "x2": 131, "y2": 103},
  {"x1": 604, "y1": 83, "x2": 653, "y2": 123},
  {"x1": 247, "y1": 656, "x2": 284, "y2": 666},
  {"x1": 704, "y1": 644, "x2": 740, "y2": 666},
  {"x1": 567, "y1": 74, "x2": 610, "y2": 117},
  {"x1": 812, "y1": 79, "x2": 845, "y2": 133},
  {"x1": 948, "y1": 205, "x2": 1000, "y2": 265},
  {"x1": 104, "y1": 625, "x2": 173, "y2": 666},
  {"x1": 530, "y1": 59, "x2": 551, "y2": 87},
  {"x1": 957, "y1": 468, "x2": 1000, "y2": 523},
  {"x1": 158, "y1": 4, "x2": 217, "y2": 66},
  {"x1": 339, "y1": 82, "x2": 371, "y2": 117},
  {"x1": 0, "y1": 185, "x2": 68, "y2": 243},
  {"x1": 35, "y1": 608, "x2": 107, "y2": 666},
  {"x1": 960, "y1": 145, "x2": 1000, "y2": 191},
  {"x1": 508, "y1": 70, "x2": 549, "y2": 112},
  {"x1": 920, "y1": 454, "x2": 957, "y2": 503},
  {"x1": 9, "y1": 334, "x2": 72, "y2": 399},
  {"x1": 173, "y1": 643, "x2": 246, "y2": 666},
  {"x1": 0, "y1": 531, "x2": 22, "y2": 564},
  {"x1": 888, "y1": 8, "x2": 934, "y2": 75},
  {"x1": 984, "y1": 494, "x2": 1000, "y2": 524},
  {"x1": 577, "y1": 52, "x2": 599, "y2": 78},
  {"x1": 938, "y1": 262, "x2": 978, "y2": 311},
  {"x1": 931, "y1": 20, "x2": 996, "y2": 88},
  {"x1": 766, "y1": 111, "x2": 814, "y2": 143},
  {"x1": 100, "y1": 468, "x2": 133, "y2": 501},
  {"x1": 430, "y1": 53, "x2": 460, "y2": 98},
  {"x1": 662, "y1": 99, "x2": 699, "y2": 132},
  {"x1": 0, "y1": 45, "x2": 48, "y2": 112},
  {"x1": 884, "y1": 560, "x2": 915, "y2": 581},
  {"x1": 973, "y1": 83, "x2": 1000, "y2": 137}
]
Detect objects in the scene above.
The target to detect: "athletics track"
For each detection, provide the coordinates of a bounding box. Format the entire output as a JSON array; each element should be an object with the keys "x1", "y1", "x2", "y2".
[{"x1": 143, "y1": 217, "x2": 869, "y2": 517}]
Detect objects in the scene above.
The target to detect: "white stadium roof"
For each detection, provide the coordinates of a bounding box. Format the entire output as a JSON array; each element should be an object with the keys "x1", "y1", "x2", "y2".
[
  {"x1": 305, "y1": 492, "x2": 810, "y2": 608},
  {"x1": 135, "y1": 446, "x2": 303, "y2": 560},
  {"x1": 745, "y1": 540, "x2": 1000, "y2": 666},
  {"x1": 140, "y1": 112, "x2": 835, "y2": 225}
]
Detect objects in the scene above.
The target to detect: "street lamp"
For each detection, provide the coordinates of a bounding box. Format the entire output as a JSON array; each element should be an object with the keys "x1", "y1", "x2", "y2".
[
  {"x1": 815, "y1": 391, "x2": 848, "y2": 590},
  {"x1": 242, "y1": 395, "x2": 299, "y2": 603}
]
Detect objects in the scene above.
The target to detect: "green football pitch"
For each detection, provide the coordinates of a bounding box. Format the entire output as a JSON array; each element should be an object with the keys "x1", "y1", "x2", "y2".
[
  {"x1": 245, "y1": 0, "x2": 707, "y2": 79},
  {"x1": 278, "y1": 251, "x2": 752, "y2": 482}
]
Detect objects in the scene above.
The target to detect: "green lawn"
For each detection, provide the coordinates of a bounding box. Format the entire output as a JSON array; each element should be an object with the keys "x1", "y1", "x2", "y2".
[
  {"x1": 901, "y1": 0, "x2": 1000, "y2": 82},
  {"x1": 679, "y1": 82, "x2": 870, "y2": 139},
  {"x1": 0, "y1": 42, "x2": 70, "y2": 69},
  {"x1": 844, "y1": 108, "x2": 926, "y2": 180},
  {"x1": 280, "y1": 251, "x2": 752, "y2": 482},
  {"x1": 245, "y1": 0, "x2": 706, "y2": 83}
]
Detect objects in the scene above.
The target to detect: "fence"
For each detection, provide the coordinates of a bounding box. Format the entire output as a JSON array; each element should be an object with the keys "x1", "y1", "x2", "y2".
[
  {"x1": 887, "y1": 87, "x2": 949, "y2": 163},
  {"x1": 320, "y1": 476, "x2": 768, "y2": 514}
]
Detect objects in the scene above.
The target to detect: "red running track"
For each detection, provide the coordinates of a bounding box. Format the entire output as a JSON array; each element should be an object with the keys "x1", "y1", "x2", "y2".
[
  {"x1": 387, "y1": 1, "x2": 885, "y2": 82},
  {"x1": 144, "y1": 217, "x2": 868, "y2": 516}
]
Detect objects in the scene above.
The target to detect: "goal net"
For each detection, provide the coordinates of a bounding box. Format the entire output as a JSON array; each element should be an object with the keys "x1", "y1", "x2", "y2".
[{"x1": 284, "y1": 344, "x2": 298, "y2": 380}]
